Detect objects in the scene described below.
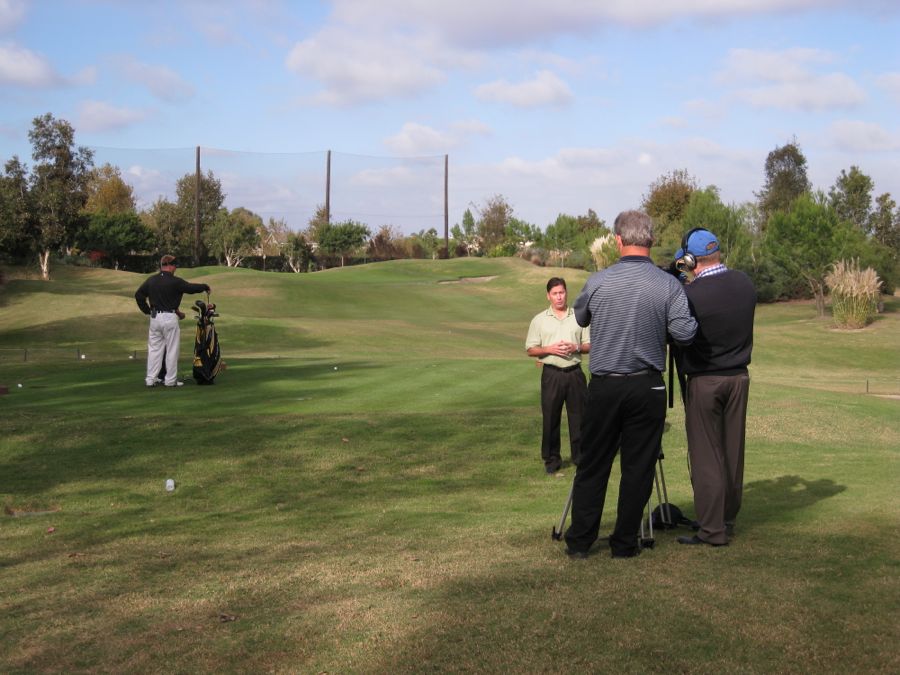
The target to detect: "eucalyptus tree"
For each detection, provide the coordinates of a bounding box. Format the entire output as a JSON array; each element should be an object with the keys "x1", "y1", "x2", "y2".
[{"x1": 27, "y1": 113, "x2": 94, "y2": 279}]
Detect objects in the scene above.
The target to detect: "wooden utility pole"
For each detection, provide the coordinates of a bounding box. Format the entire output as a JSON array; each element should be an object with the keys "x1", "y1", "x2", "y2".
[
  {"x1": 444, "y1": 154, "x2": 449, "y2": 256},
  {"x1": 193, "y1": 146, "x2": 200, "y2": 266},
  {"x1": 325, "y1": 150, "x2": 331, "y2": 223}
]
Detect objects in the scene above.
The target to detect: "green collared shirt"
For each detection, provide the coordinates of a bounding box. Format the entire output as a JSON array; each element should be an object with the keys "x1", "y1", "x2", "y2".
[{"x1": 525, "y1": 307, "x2": 588, "y2": 368}]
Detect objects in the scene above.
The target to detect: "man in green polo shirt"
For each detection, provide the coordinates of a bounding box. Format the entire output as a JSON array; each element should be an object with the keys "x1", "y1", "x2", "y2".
[{"x1": 526, "y1": 277, "x2": 591, "y2": 475}]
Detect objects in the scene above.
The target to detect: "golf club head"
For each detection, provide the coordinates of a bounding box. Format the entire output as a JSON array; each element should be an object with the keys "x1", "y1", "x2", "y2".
[{"x1": 552, "y1": 527, "x2": 563, "y2": 541}]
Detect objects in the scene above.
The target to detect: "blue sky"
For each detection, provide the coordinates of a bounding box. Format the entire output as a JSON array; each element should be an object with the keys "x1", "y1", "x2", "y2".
[{"x1": 1, "y1": 0, "x2": 898, "y2": 234}]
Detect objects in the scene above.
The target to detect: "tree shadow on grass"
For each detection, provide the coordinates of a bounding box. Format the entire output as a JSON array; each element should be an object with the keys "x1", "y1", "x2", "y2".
[{"x1": 741, "y1": 474, "x2": 846, "y2": 529}]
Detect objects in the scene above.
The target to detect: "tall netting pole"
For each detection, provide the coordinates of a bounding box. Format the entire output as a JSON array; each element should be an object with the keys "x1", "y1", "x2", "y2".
[
  {"x1": 194, "y1": 146, "x2": 201, "y2": 266},
  {"x1": 325, "y1": 149, "x2": 331, "y2": 223},
  {"x1": 444, "y1": 154, "x2": 449, "y2": 256}
]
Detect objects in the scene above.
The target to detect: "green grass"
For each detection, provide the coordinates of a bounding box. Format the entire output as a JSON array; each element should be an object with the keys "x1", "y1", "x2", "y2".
[{"x1": 1, "y1": 259, "x2": 898, "y2": 673}]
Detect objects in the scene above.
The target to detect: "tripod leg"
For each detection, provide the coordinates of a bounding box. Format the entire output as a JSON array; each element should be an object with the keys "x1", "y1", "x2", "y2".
[
  {"x1": 551, "y1": 479, "x2": 575, "y2": 540},
  {"x1": 658, "y1": 457, "x2": 673, "y2": 525},
  {"x1": 641, "y1": 465, "x2": 656, "y2": 548}
]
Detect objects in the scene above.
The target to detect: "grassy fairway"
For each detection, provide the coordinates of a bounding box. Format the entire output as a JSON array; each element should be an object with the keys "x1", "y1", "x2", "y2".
[{"x1": 1, "y1": 259, "x2": 898, "y2": 673}]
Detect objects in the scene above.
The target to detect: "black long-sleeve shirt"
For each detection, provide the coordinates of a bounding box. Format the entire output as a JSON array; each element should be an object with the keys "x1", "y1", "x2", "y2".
[
  {"x1": 678, "y1": 269, "x2": 756, "y2": 376},
  {"x1": 134, "y1": 271, "x2": 209, "y2": 315}
]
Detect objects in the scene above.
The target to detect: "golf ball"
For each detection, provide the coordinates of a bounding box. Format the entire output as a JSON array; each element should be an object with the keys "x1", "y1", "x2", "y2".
[
  {"x1": 17, "y1": 383, "x2": 23, "y2": 388},
  {"x1": 81, "y1": 354, "x2": 86, "y2": 359},
  {"x1": 334, "y1": 366, "x2": 338, "y2": 370}
]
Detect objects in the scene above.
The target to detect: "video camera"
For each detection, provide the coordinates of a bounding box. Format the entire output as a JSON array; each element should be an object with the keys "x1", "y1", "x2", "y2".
[{"x1": 659, "y1": 261, "x2": 688, "y2": 284}]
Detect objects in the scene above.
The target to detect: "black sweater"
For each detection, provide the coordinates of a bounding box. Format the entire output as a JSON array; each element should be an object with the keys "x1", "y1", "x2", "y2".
[
  {"x1": 135, "y1": 271, "x2": 209, "y2": 315},
  {"x1": 677, "y1": 269, "x2": 756, "y2": 376}
]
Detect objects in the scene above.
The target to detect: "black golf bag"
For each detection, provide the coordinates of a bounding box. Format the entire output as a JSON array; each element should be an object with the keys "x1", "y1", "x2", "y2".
[{"x1": 192, "y1": 296, "x2": 223, "y2": 385}]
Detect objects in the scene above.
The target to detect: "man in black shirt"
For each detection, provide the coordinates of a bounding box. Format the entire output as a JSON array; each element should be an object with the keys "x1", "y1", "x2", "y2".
[
  {"x1": 135, "y1": 255, "x2": 210, "y2": 387},
  {"x1": 673, "y1": 229, "x2": 756, "y2": 546}
]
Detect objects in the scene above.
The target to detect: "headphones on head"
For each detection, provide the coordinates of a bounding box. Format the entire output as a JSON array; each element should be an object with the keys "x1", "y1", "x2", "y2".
[{"x1": 677, "y1": 228, "x2": 708, "y2": 272}]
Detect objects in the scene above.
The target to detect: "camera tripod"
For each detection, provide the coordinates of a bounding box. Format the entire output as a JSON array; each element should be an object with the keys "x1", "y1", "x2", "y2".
[
  {"x1": 550, "y1": 448, "x2": 676, "y2": 547},
  {"x1": 551, "y1": 345, "x2": 686, "y2": 546}
]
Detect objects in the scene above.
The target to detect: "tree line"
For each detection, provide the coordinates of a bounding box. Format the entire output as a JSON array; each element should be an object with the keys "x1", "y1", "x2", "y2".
[{"x1": 1, "y1": 114, "x2": 897, "y2": 310}]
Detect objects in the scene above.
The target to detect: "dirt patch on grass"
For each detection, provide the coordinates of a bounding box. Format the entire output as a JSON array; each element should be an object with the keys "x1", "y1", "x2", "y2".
[{"x1": 438, "y1": 275, "x2": 498, "y2": 284}]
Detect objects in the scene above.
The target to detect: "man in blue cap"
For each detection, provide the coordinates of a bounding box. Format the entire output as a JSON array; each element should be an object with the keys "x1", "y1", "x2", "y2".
[{"x1": 673, "y1": 228, "x2": 756, "y2": 546}]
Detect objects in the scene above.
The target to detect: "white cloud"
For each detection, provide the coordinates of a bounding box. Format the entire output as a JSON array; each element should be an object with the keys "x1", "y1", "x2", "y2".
[
  {"x1": 0, "y1": 42, "x2": 60, "y2": 86},
  {"x1": 719, "y1": 48, "x2": 866, "y2": 111},
  {"x1": 124, "y1": 165, "x2": 169, "y2": 209},
  {"x1": 876, "y1": 72, "x2": 900, "y2": 104},
  {"x1": 285, "y1": 28, "x2": 445, "y2": 104},
  {"x1": 496, "y1": 146, "x2": 623, "y2": 181},
  {"x1": 475, "y1": 69, "x2": 573, "y2": 107},
  {"x1": 828, "y1": 120, "x2": 900, "y2": 152},
  {"x1": 77, "y1": 100, "x2": 150, "y2": 132},
  {"x1": 384, "y1": 119, "x2": 492, "y2": 155},
  {"x1": 0, "y1": 0, "x2": 26, "y2": 34},
  {"x1": 328, "y1": 0, "x2": 858, "y2": 47},
  {"x1": 721, "y1": 47, "x2": 836, "y2": 84},
  {"x1": 118, "y1": 57, "x2": 195, "y2": 103},
  {"x1": 683, "y1": 98, "x2": 726, "y2": 121},
  {"x1": 556, "y1": 147, "x2": 620, "y2": 167},
  {"x1": 351, "y1": 165, "x2": 418, "y2": 188},
  {"x1": 384, "y1": 123, "x2": 457, "y2": 155},
  {"x1": 660, "y1": 116, "x2": 688, "y2": 129},
  {"x1": 739, "y1": 73, "x2": 866, "y2": 110},
  {"x1": 450, "y1": 119, "x2": 491, "y2": 136},
  {"x1": 450, "y1": 137, "x2": 762, "y2": 227}
]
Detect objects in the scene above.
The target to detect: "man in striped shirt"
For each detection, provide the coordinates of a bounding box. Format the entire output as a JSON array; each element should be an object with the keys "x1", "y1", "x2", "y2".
[{"x1": 564, "y1": 210, "x2": 697, "y2": 559}]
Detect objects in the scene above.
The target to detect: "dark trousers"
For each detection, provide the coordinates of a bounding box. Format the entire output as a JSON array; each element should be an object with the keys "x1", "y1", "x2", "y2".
[
  {"x1": 565, "y1": 372, "x2": 667, "y2": 556},
  {"x1": 684, "y1": 373, "x2": 750, "y2": 545},
  {"x1": 540, "y1": 365, "x2": 587, "y2": 471}
]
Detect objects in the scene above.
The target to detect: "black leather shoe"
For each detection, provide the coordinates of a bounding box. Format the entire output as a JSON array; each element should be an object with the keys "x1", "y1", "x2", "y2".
[
  {"x1": 565, "y1": 548, "x2": 589, "y2": 559},
  {"x1": 677, "y1": 535, "x2": 728, "y2": 547}
]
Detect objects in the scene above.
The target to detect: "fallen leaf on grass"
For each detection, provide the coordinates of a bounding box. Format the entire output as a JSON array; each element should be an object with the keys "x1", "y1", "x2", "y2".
[
  {"x1": 46, "y1": 526, "x2": 55, "y2": 534},
  {"x1": 218, "y1": 613, "x2": 237, "y2": 623},
  {"x1": 341, "y1": 437, "x2": 350, "y2": 443}
]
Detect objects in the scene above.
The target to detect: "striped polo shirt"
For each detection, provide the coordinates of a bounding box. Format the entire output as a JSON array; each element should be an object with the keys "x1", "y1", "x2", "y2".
[{"x1": 573, "y1": 256, "x2": 697, "y2": 375}]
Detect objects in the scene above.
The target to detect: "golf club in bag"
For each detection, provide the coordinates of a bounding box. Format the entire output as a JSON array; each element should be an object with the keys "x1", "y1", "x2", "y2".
[
  {"x1": 551, "y1": 345, "x2": 689, "y2": 546},
  {"x1": 192, "y1": 294, "x2": 223, "y2": 385}
]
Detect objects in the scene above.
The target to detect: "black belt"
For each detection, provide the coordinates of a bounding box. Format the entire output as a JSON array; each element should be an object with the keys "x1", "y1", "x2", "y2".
[
  {"x1": 595, "y1": 369, "x2": 656, "y2": 378},
  {"x1": 544, "y1": 363, "x2": 581, "y2": 373},
  {"x1": 150, "y1": 309, "x2": 176, "y2": 317}
]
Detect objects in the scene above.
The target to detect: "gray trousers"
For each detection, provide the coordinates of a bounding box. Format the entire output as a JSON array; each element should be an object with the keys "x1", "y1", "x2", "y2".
[
  {"x1": 684, "y1": 373, "x2": 750, "y2": 545},
  {"x1": 146, "y1": 312, "x2": 181, "y2": 386}
]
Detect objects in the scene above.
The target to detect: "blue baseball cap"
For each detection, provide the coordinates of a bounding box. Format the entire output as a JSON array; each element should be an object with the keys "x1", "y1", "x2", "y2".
[{"x1": 677, "y1": 230, "x2": 719, "y2": 259}]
